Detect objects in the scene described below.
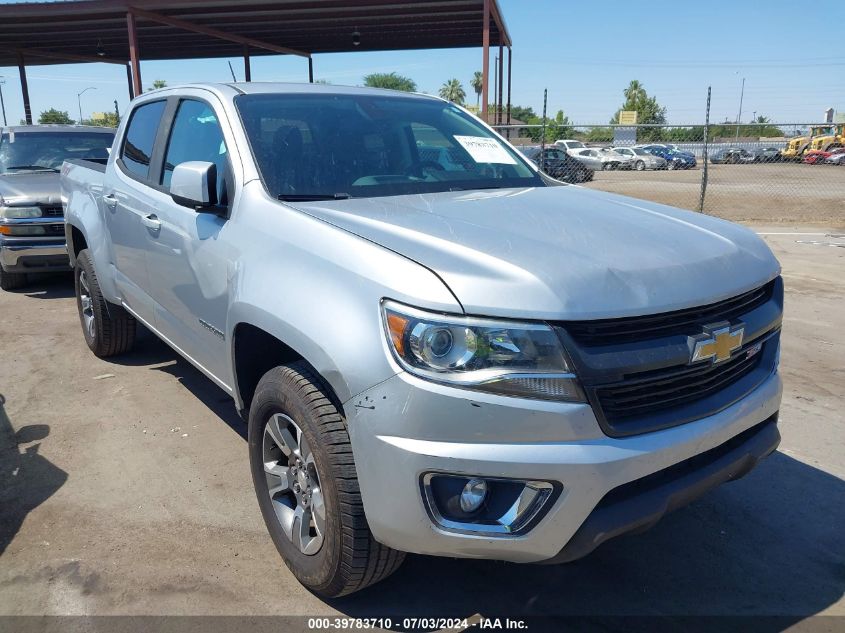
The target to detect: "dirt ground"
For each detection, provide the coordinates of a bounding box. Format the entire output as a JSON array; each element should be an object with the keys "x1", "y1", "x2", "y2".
[
  {"x1": 584, "y1": 163, "x2": 845, "y2": 227},
  {"x1": 0, "y1": 228, "x2": 843, "y2": 624}
]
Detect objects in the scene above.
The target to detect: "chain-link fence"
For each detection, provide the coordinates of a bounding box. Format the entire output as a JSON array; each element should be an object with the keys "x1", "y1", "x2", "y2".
[{"x1": 493, "y1": 122, "x2": 845, "y2": 225}]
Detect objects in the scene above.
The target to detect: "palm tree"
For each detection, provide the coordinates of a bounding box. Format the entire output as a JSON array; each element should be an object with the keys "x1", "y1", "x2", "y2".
[
  {"x1": 471, "y1": 71, "x2": 483, "y2": 109},
  {"x1": 439, "y1": 79, "x2": 466, "y2": 105},
  {"x1": 623, "y1": 80, "x2": 646, "y2": 107}
]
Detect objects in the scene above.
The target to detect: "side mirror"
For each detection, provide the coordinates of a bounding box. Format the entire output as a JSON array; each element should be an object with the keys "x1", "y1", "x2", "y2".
[{"x1": 170, "y1": 161, "x2": 217, "y2": 210}]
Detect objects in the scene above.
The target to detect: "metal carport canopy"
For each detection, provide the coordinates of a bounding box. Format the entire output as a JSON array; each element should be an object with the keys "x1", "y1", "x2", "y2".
[{"x1": 0, "y1": 0, "x2": 512, "y2": 125}]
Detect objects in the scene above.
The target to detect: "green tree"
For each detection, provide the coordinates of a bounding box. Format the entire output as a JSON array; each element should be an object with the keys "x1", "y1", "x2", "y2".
[
  {"x1": 509, "y1": 105, "x2": 536, "y2": 122},
  {"x1": 439, "y1": 79, "x2": 466, "y2": 105},
  {"x1": 81, "y1": 112, "x2": 120, "y2": 128},
  {"x1": 524, "y1": 110, "x2": 572, "y2": 142},
  {"x1": 470, "y1": 71, "x2": 483, "y2": 109},
  {"x1": 611, "y1": 80, "x2": 667, "y2": 142},
  {"x1": 147, "y1": 79, "x2": 167, "y2": 91},
  {"x1": 363, "y1": 72, "x2": 417, "y2": 92},
  {"x1": 38, "y1": 108, "x2": 75, "y2": 124}
]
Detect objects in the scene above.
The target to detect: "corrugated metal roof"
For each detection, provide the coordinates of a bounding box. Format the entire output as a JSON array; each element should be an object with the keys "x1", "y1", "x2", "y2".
[{"x1": 0, "y1": 0, "x2": 509, "y2": 67}]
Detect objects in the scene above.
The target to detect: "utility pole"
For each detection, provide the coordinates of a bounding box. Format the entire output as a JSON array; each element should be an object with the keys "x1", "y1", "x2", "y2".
[
  {"x1": 0, "y1": 76, "x2": 7, "y2": 126},
  {"x1": 114, "y1": 100, "x2": 120, "y2": 123},
  {"x1": 77, "y1": 86, "x2": 96, "y2": 124},
  {"x1": 734, "y1": 76, "x2": 745, "y2": 143}
]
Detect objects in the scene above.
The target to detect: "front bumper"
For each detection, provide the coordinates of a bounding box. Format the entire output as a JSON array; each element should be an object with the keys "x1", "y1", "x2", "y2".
[
  {"x1": 346, "y1": 369, "x2": 781, "y2": 562},
  {"x1": 0, "y1": 239, "x2": 69, "y2": 273}
]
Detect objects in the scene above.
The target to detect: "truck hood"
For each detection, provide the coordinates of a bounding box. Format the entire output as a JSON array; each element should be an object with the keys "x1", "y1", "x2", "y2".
[
  {"x1": 0, "y1": 171, "x2": 61, "y2": 205},
  {"x1": 295, "y1": 186, "x2": 780, "y2": 320}
]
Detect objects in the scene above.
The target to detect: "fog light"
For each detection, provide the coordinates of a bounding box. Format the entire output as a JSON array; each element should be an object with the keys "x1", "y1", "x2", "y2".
[{"x1": 460, "y1": 478, "x2": 488, "y2": 513}]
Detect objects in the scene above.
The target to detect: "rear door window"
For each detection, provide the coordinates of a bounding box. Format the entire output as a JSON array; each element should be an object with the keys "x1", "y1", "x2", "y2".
[{"x1": 121, "y1": 100, "x2": 166, "y2": 180}]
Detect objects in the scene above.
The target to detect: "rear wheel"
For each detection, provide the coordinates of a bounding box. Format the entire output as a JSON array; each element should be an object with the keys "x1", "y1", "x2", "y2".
[
  {"x1": 667, "y1": 161, "x2": 677, "y2": 170},
  {"x1": 249, "y1": 362, "x2": 404, "y2": 598},
  {"x1": 74, "y1": 249, "x2": 136, "y2": 357},
  {"x1": 0, "y1": 268, "x2": 27, "y2": 291},
  {"x1": 635, "y1": 160, "x2": 645, "y2": 171}
]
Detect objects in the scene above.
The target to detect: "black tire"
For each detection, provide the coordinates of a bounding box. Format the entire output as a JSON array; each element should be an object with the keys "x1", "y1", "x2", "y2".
[
  {"x1": 0, "y1": 268, "x2": 27, "y2": 291},
  {"x1": 74, "y1": 249, "x2": 136, "y2": 357},
  {"x1": 249, "y1": 362, "x2": 404, "y2": 598},
  {"x1": 635, "y1": 160, "x2": 645, "y2": 171},
  {"x1": 667, "y1": 160, "x2": 677, "y2": 170}
]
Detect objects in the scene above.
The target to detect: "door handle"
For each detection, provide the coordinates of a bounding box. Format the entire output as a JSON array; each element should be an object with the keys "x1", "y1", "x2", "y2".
[
  {"x1": 141, "y1": 214, "x2": 161, "y2": 231},
  {"x1": 104, "y1": 194, "x2": 118, "y2": 210}
]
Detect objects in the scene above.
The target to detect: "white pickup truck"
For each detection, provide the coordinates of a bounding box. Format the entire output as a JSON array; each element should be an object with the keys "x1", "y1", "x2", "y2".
[{"x1": 62, "y1": 83, "x2": 783, "y2": 597}]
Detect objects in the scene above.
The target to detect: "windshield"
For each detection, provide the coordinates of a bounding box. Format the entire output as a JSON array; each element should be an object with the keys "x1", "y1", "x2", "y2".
[
  {"x1": 0, "y1": 131, "x2": 114, "y2": 174},
  {"x1": 235, "y1": 93, "x2": 543, "y2": 199},
  {"x1": 633, "y1": 148, "x2": 648, "y2": 155}
]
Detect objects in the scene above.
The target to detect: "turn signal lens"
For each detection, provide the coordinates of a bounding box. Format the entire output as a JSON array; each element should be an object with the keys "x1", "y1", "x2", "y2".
[{"x1": 0, "y1": 224, "x2": 47, "y2": 236}]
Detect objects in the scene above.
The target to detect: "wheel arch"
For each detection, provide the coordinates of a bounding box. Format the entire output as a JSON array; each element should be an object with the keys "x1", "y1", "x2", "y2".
[
  {"x1": 230, "y1": 317, "x2": 349, "y2": 419},
  {"x1": 66, "y1": 222, "x2": 88, "y2": 267}
]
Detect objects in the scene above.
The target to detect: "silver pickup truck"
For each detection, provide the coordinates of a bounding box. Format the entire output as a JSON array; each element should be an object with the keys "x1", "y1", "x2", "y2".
[
  {"x1": 0, "y1": 125, "x2": 114, "y2": 290},
  {"x1": 62, "y1": 83, "x2": 783, "y2": 598}
]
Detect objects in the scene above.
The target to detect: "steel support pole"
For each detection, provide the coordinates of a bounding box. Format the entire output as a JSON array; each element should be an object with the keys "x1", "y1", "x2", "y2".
[
  {"x1": 506, "y1": 47, "x2": 512, "y2": 126},
  {"x1": 244, "y1": 47, "x2": 251, "y2": 82},
  {"x1": 127, "y1": 12, "x2": 142, "y2": 96},
  {"x1": 17, "y1": 52, "x2": 32, "y2": 125},
  {"x1": 497, "y1": 40, "x2": 504, "y2": 125},
  {"x1": 0, "y1": 81, "x2": 7, "y2": 127},
  {"x1": 125, "y1": 63, "x2": 135, "y2": 99},
  {"x1": 308, "y1": 57, "x2": 313, "y2": 83},
  {"x1": 481, "y1": 0, "x2": 490, "y2": 121}
]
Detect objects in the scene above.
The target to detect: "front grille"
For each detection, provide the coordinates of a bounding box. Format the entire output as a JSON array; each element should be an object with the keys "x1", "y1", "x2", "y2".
[
  {"x1": 41, "y1": 205, "x2": 64, "y2": 218},
  {"x1": 562, "y1": 280, "x2": 775, "y2": 346},
  {"x1": 44, "y1": 223, "x2": 65, "y2": 236},
  {"x1": 594, "y1": 340, "x2": 766, "y2": 426}
]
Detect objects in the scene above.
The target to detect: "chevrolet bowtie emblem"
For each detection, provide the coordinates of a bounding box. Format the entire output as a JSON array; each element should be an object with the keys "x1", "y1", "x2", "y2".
[{"x1": 689, "y1": 322, "x2": 744, "y2": 364}]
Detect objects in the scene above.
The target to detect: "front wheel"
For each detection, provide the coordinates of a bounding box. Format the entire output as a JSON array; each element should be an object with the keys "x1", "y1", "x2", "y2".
[
  {"x1": 74, "y1": 249, "x2": 136, "y2": 357},
  {"x1": 249, "y1": 362, "x2": 404, "y2": 598},
  {"x1": 0, "y1": 268, "x2": 27, "y2": 291},
  {"x1": 667, "y1": 161, "x2": 677, "y2": 170}
]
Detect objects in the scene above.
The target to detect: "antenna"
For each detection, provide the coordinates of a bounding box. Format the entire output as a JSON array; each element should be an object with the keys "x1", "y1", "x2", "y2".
[{"x1": 227, "y1": 61, "x2": 238, "y2": 82}]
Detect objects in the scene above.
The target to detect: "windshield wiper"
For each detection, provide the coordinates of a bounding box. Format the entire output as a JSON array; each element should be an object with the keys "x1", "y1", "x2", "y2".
[
  {"x1": 448, "y1": 185, "x2": 510, "y2": 192},
  {"x1": 5, "y1": 165, "x2": 60, "y2": 172},
  {"x1": 277, "y1": 193, "x2": 350, "y2": 202}
]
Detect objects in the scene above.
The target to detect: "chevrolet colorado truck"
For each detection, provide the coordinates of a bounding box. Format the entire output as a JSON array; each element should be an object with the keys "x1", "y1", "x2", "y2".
[
  {"x1": 62, "y1": 83, "x2": 783, "y2": 598},
  {"x1": 0, "y1": 125, "x2": 114, "y2": 290}
]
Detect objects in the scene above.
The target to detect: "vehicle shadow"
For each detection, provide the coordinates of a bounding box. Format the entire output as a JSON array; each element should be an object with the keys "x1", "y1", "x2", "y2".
[
  {"x1": 103, "y1": 326, "x2": 246, "y2": 440},
  {"x1": 331, "y1": 451, "x2": 844, "y2": 627},
  {"x1": 0, "y1": 393, "x2": 69, "y2": 557},
  {"x1": 16, "y1": 272, "x2": 75, "y2": 299}
]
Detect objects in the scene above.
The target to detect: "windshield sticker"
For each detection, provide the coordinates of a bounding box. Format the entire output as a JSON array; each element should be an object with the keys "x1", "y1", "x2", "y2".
[{"x1": 453, "y1": 135, "x2": 516, "y2": 165}]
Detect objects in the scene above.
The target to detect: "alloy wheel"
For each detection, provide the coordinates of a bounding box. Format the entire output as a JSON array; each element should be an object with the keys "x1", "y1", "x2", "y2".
[
  {"x1": 262, "y1": 412, "x2": 326, "y2": 555},
  {"x1": 78, "y1": 270, "x2": 96, "y2": 340}
]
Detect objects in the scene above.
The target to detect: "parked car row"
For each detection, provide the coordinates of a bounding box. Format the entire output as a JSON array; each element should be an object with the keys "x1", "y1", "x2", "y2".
[
  {"x1": 521, "y1": 146, "x2": 594, "y2": 183},
  {"x1": 710, "y1": 147, "x2": 784, "y2": 164},
  {"x1": 802, "y1": 147, "x2": 845, "y2": 165}
]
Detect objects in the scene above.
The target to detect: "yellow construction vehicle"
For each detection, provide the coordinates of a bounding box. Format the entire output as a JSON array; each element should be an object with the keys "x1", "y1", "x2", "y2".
[
  {"x1": 781, "y1": 125, "x2": 834, "y2": 160},
  {"x1": 781, "y1": 134, "x2": 811, "y2": 160},
  {"x1": 807, "y1": 123, "x2": 845, "y2": 152}
]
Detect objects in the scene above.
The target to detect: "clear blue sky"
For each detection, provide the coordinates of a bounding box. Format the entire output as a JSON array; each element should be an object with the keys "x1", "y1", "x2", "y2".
[{"x1": 1, "y1": 0, "x2": 843, "y2": 126}]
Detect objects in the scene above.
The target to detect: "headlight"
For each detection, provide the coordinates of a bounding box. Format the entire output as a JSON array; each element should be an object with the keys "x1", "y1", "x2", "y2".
[
  {"x1": 0, "y1": 206, "x2": 42, "y2": 219},
  {"x1": 0, "y1": 225, "x2": 47, "y2": 236},
  {"x1": 382, "y1": 300, "x2": 584, "y2": 402}
]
